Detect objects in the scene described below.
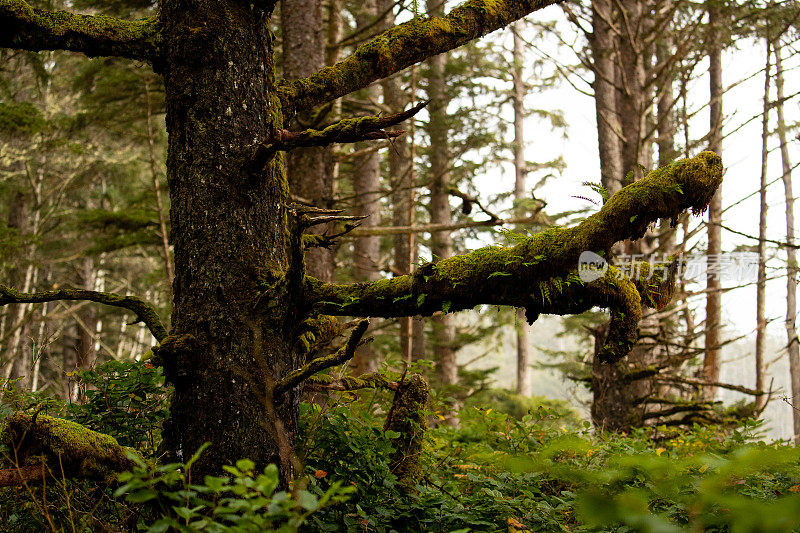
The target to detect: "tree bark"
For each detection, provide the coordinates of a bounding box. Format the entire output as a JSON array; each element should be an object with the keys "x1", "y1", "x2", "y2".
[
  {"x1": 703, "y1": 0, "x2": 723, "y2": 400},
  {"x1": 511, "y1": 22, "x2": 531, "y2": 397},
  {"x1": 159, "y1": 0, "x2": 298, "y2": 480},
  {"x1": 755, "y1": 39, "x2": 771, "y2": 411},
  {"x1": 426, "y1": 0, "x2": 458, "y2": 410},
  {"x1": 774, "y1": 39, "x2": 800, "y2": 443},
  {"x1": 281, "y1": 0, "x2": 336, "y2": 281}
]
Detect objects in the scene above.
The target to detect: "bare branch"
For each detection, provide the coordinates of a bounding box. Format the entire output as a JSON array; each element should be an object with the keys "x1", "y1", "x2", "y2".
[
  {"x1": 0, "y1": 0, "x2": 161, "y2": 62},
  {"x1": 250, "y1": 102, "x2": 427, "y2": 173},
  {"x1": 278, "y1": 0, "x2": 559, "y2": 112},
  {"x1": 274, "y1": 319, "x2": 370, "y2": 396},
  {"x1": 0, "y1": 284, "x2": 167, "y2": 342}
]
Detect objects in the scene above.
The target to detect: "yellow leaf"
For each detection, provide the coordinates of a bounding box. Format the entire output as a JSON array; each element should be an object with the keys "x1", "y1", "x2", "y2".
[
  {"x1": 656, "y1": 448, "x2": 666, "y2": 456},
  {"x1": 698, "y1": 464, "x2": 708, "y2": 474},
  {"x1": 790, "y1": 485, "x2": 800, "y2": 493}
]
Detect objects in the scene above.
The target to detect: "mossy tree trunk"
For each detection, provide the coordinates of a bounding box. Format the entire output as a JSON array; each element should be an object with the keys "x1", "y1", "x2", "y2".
[{"x1": 158, "y1": 0, "x2": 300, "y2": 478}]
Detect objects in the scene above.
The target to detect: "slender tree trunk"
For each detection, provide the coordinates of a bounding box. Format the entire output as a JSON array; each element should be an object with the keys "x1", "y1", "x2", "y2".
[
  {"x1": 281, "y1": 0, "x2": 335, "y2": 281},
  {"x1": 379, "y1": 0, "x2": 415, "y2": 363},
  {"x1": 755, "y1": 40, "x2": 771, "y2": 409},
  {"x1": 511, "y1": 22, "x2": 531, "y2": 396},
  {"x1": 703, "y1": 0, "x2": 723, "y2": 400},
  {"x1": 145, "y1": 76, "x2": 174, "y2": 291},
  {"x1": 160, "y1": 0, "x2": 298, "y2": 480},
  {"x1": 350, "y1": 1, "x2": 383, "y2": 374},
  {"x1": 426, "y1": 0, "x2": 457, "y2": 398},
  {"x1": 589, "y1": 0, "x2": 623, "y2": 195},
  {"x1": 774, "y1": 39, "x2": 800, "y2": 443}
]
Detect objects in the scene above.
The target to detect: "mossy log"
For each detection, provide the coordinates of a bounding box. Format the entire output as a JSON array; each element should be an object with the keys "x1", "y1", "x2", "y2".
[
  {"x1": 0, "y1": 413, "x2": 142, "y2": 486},
  {"x1": 305, "y1": 152, "x2": 723, "y2": 364}
]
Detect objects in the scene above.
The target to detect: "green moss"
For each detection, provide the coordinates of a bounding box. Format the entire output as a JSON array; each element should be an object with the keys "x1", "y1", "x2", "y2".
[
  {"x1": 1, "y1": 412, "x2": 141, "y2": 483},
  {"x1": 386, "y1": 374, "x2": 429, "y2": 492}
]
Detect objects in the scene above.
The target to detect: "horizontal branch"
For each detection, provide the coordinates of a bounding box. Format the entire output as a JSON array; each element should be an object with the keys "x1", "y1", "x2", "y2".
[
  {"x1": 304, "y1": 152, "x2": 724, "y2": 364},
  {"x1": 0, "y1": 0, "x2": 161, "y2": 62},
  {"x1": 348, "y1": 213, "x2": 547, "y2": 237},
  {"x1": 278, "y1": 0, "x2": 558, "y2": 112},
  {"x1": 655, "y1": 375, "x2": 768, "y2": 396},
  {"x1": 0, "y1": 284, "x2": 167, "y2": 342},
  {"x1": 250, "y1": 103, "x2": 426, "y2": 173},
  {"x1": 274, "y1": 319, "x2": 370, "y2": 396}
]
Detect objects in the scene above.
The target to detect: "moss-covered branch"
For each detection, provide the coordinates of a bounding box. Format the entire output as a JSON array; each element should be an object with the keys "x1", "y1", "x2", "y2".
[
  {"x1": 304, "y1": 152, "x2": 723, "y2": 364},
  {"x1": 278, "y1": 0, "x2": 558, "y2": 112},
  {"x1": 305, "y1": 372, "x2": 397, "y2": 392},
  {"x1": 274, "y1": 320, "x2": 370, "y2": 396},
  {"x1": 0, "y1": 0, "x2": 161, "y2": 62},
  {"x1": 0, "y1": 284, "x2": 167, "y2": 342},
  {"x1": 1, "y1": 413, "x2": 142, "y2": 485}
]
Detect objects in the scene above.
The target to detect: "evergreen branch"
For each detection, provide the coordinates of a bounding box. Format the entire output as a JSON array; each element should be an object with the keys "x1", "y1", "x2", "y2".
[
  {"x1": 0, "y1": 0, "x2": 161, "y2": 62},
  {"x1": 305, "y1": 152, "x2": 724, "y2": 365},
  {"x1": 250, "y1": 102, "x2": 426, "y2": 172},
  {"x1": 274, "y1": 320, "x2": 370, "y2": 396},
  {"x1": 278, "y1": 0, "x2": 559, "y2": 112},
  {"x1": 0, "y1": 284, "x2": 167, "y2": 342}
]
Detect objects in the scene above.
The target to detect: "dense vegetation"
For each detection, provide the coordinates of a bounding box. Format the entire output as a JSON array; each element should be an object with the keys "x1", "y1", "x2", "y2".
[{"x1": 3, "y1": 362, "x2": 800, "y2": 532}]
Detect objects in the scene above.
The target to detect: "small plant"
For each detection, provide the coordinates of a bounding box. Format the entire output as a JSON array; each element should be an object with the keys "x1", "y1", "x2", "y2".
[{"x1": 115, "y1": 443, "x2": 354, "y2": 532}]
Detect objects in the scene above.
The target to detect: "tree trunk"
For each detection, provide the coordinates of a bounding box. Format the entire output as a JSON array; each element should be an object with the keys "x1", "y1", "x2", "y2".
[
  {"x1": 511, "y1": 22, "x2": 531, "y2": 397},
  {"x1": 774, "y1": 39, "x2": 800, "y2": 443},
  {"x1": 159, "y1": 1, "x2": 298, "y2": 480},
  {"x1": 380, "y1": 0, "x2": 415, "y2": 363},
  {"x1": 755, "y1": 39, "x2": 771, "y2": 410},
  {"x1": 281, "y1": 0, "x2": 335, "y2": 281},
  {"x1": 703, "y1": 0, "x2": 723, "y2": 400},
  {"x1": 589, "y1": 0, "x2": 623, "y2": 195}
]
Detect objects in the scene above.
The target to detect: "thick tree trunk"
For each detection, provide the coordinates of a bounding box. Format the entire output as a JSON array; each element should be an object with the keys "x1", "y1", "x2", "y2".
[
  {"x1": 160, "y1": 1, "x2": 298, "y2": 480},
  {"x1": 511, "y1": 22, "x2": 531, "y2": 397},
  {"x1": 281, "y1": 0, "x2": 335, "y2": 281},
  {"x1": 703, "y1": 0, "x2": 723, "y2": 400},
  {"x1": 774, "y1": 40, "x2": 800, "y2": 443}
]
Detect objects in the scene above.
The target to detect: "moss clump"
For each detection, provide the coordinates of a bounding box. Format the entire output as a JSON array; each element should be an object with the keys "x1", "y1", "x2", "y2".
[{"x1": 1, "y1": 412, "x2": 142, "y2": 483}]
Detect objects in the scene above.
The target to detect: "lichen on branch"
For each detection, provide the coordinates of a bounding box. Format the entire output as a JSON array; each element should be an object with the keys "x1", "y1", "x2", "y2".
[
  {"x1": 303, "y1": 152, "x2": 723, "y2": 364},
  {"x1": 0, "y1": 0, "x2": 161, "y2": 62},
  {"x1": 278, "y1": 0, "x2": 559, "y2": 113},
  {"x1": 0, "y1": 284, "x2": 167, "y2": 342}
]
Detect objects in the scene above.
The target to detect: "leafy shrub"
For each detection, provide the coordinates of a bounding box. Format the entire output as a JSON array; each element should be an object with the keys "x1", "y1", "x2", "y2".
[
  {"x1": 115, "y1": 443, "x2": 353, "y2": 532},
  {"x1": 67, "y1": 359, "x2": 169, "y2": 455}
]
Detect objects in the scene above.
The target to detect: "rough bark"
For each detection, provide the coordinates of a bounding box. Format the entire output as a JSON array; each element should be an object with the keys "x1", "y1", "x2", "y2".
[
  {"x1": 703, "y1": 0, "x2": 723, "y2": 399},
  {"x1": 158, "y1": 0, "x2": 299, "y2": 480},
  {"x1": 774, "y1": 39, "x2": 800, "y2": 443}
]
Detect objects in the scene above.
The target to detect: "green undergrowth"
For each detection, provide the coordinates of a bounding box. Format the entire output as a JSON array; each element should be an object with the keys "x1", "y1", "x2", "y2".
[{"x1": 2, "y1": 362, "x2": 800, "y2": 532}]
